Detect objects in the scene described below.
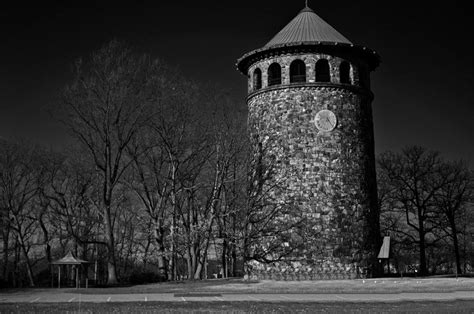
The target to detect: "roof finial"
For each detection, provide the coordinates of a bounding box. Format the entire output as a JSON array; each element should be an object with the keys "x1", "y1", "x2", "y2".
[{"x1": 300, "y1": 0, "x2": 314, "y2": 13}]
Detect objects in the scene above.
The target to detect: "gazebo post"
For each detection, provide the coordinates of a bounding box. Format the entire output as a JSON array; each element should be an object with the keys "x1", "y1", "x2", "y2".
[
  {"x1": 58, "y1": 266, "x2": 61, "y2": 289},
  {"x1": 76, "y1": 266, "x2": 79, "y2": 288}
]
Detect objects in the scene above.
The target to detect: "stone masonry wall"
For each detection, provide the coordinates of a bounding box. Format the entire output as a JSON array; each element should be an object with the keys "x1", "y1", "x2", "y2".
[
  {"x1": 247, "y1": 52, "x2": 370, "y2": 94},
  {"x1": 246, "y1": 53, "x2": 378, "y2": 280}
]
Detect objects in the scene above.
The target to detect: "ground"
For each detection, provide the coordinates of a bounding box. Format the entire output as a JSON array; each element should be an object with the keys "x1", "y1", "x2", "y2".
[
  {"x1": 1, "y1": 277, "x2": 473, "y2": 313},
  {"x1": 2, "y1": 300, "x2": 474, "y2": 313}
]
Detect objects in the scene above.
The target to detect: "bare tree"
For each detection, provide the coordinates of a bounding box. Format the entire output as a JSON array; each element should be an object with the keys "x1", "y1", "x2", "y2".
[
  {"x1": 33, "y1": 148, "x2": 65, "y2": 286},
  {"x1": 156, "y1": 92, "x2": 225, "y2": 280},
  {"x1": 215, "y1": 130, "x2": 247, "y2": 278},
  {"x1": 125, "y1": 68, "x2": 197, "y2": 281},
  {"x1": 44, "y1": 154, "x2": 101, "y2": 257},
  {"x1": 113, "y1": 191, "x2": 143, "y2": 277},
  {"x1": 378, "y1": 146, "x2": 452, "y2": 275},
  {"x1": 187, "y1": 98, "x2": 245, "y2": 280},
  {"x1": 57, "y1": 40, "x2": 162, "y2": 284},
  {"x1": 0, "y1": 141, "x2": 41, "y2": 287},
  {"x1": 0, "y1": 204, "x2": 8, "y2": 283},
  {"x1": 127, "y1": 135, "x2": 171, "y2": 280},
  {"x1": 434, "y1": 162, "x2": 474, "y2": 274}
]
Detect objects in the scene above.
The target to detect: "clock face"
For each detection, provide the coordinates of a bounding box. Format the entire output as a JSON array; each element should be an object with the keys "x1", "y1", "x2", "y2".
[{"x1": 315, "y1": 110, "x2": 337, "y2": 132}]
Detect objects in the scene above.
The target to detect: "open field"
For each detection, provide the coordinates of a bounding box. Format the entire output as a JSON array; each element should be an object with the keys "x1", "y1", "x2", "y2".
[
  {"x1": 1, "y1": 278, "x2": 474, "y2": 313},
  {"x1": 1, "y1": 300, "x2": 474, "y2": 314},
  {"x1": 66, "y1": 277, "x2": 474, "y2": 294}
]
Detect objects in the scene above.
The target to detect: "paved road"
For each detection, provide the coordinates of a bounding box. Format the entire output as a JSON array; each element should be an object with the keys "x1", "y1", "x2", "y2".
[{"x1": 0, "y1": 291, "x2": 473, "y2": 304}]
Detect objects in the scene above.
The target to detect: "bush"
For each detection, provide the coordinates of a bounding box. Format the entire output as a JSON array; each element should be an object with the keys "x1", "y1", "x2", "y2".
[
  {"x1": 128, "y1": 270, "x2": 166, "y2": 285},
  {"x1": 0, "y1": 279, "x2": 9, "y2": 289},
  {"x1": 35, "y1": 268, "x2": 53, "y2": 287}
]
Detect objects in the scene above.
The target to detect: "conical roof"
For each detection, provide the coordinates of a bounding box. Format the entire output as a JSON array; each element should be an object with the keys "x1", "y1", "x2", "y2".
[
  {"x1": 264, "y1": 6, "x2": 351, "y2": 47},
  {"x1": 236, "y1": 6, "x2": 380, "y2": 74},
  {"x1": 51, "y1": 251, "x2": 89, "y2": 265}
]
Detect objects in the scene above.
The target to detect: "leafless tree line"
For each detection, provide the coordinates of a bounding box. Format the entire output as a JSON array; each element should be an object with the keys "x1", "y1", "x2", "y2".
[
  {"x1": 1, "y1": 41, "x2": 473, "y2": 287},
  {"x1": 0, "y1": 41, "x2": 299, "y2": 287},
  {"x1": 378, "y1": 146, "x2": 474, "y2": 276}
]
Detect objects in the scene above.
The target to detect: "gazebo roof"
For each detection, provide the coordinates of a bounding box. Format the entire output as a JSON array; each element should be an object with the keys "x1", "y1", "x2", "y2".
[{"x1": 51, "y1": 251, "x2": 89, "y2": 265}]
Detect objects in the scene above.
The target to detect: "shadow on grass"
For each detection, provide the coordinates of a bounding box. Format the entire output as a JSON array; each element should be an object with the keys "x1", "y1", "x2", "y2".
[
  {"x1": 2, "y1": 276, "x2": 474, "y2": 295},
  {"x1": 2, "y1": 300, "x2": 474, "y2": 313}
]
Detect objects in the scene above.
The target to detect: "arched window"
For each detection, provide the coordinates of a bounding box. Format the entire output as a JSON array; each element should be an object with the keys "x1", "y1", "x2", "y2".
[
  {"x1": 316, "y1": 59, "x2": 330, "y2": 82},
  {"x1": 290, "y1": 59, "x2": 306, "y2": 83},
  {"x1": 339, "y1": 61, "x2": 351, "y2": 84},
  {"x1": 253, "y1": 68, "x2": 262, "y2": 90},
  {"x1": 267, "y1": 63, "x2": 282, "y2": 86}
]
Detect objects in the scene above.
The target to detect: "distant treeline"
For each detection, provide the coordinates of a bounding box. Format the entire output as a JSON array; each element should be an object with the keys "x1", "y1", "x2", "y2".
[{"x1": 378, "y1": 146, "x2": 474, "y2": 276}]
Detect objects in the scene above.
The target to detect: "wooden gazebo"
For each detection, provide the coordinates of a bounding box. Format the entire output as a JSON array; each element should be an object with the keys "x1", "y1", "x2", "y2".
[{"x1": 51, "y1": 251, "x2": 89, "y2": 288}]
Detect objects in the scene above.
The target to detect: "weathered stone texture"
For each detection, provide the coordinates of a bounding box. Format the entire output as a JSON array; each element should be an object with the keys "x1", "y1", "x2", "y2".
[
  {"x1": 246, "y1": 54, "x2": 378, "y2": 279},
  {"x1": 247, "y1": 53, "x2": 366, "y2": 93}
]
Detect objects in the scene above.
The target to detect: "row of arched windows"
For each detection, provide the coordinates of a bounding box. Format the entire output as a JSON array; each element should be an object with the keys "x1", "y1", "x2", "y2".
[{"x1": 252, "y1": 59, "x2": 352, "y2": 91}]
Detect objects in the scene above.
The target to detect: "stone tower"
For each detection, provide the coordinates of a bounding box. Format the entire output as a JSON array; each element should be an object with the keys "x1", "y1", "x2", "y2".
[{"x1": 236, "y1": 5, "x2": 381, "y2": 279}]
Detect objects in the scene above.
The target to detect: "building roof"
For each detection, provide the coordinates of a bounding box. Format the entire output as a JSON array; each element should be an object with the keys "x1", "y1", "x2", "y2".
[
  {"x1": 236, "y1": 5, "x2": 380, "y2": 74},
  {"x1": 377, "y1": 236, "x2": 391, "y2": 259},
  {"x1": 264, "y1": 6, "x2": 352, "y2": 48}
]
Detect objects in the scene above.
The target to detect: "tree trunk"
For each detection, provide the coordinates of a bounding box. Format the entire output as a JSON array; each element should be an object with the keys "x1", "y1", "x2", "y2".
[
  {"x1": 18, "y1": 234, "x2": 35, "y2": 287},
  {"x1": 186, "y1": 246, "x2": 192, "y2": 280},
  {"x1": 221, "y1": 238, "x2": 227, "y2": 278},
  {"x1": 190, "y1": 245, "x2": 197, "y2": 279},
  {"x1": 106, "y1": 251, "x2": 118, "y2": 285},
  {"x1": 231, "y1": 211, "x2": 237, "y2": 277},
  {"x1": 194, "y1": 241, "x2": 207, "y2": 280},
  {"x1": 169, "y1": 222, "x2": 177, "y2": 281},
  {"x1": 169, "y1": 227, "x2": 175, "y2": 281},
  {"x1": 194, "y1": 260, "x2": 203, "y2": 280},
  {"x1": 104, "y1": 203, "x2": 118, "y2": 285},
  {"x1": 153, "y1": 221, "x2": 168, "y2": 280},
  {"x1": 143, "y1": 237, "x2": 151, "y2": 269},
  {"x1": 231, "y1": 242, "x2": 237, "y2": 277},
  {"x1": 13, "y1": 239, "x2": 20, "y2": 287},
  {"x1": 46, "y1": 243, "x2": 52, "y2": 286},
  {"x1": 242, "y1": 205, "x2": 252, "y2": 279},
  {"x1": 449, "y1": 216, "x2": 462, "y2": 275},
  {"x1": 194, "y1": 228, "x2": 213, "y2": 280},
  {"x1": 2, "y1": 224, "x2": 9, "y2": 282},
  {"x1": 39, "y1": 216, "x2": 52, "y2": 283},
  {"x1": 418, "y1": 220, "x2": 427, "y2": 276},
  {"x1": 168, "y1": 164, "x2": 177, "y2": 281}
]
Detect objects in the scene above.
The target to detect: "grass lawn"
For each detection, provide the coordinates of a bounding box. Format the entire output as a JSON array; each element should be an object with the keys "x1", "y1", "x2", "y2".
[
  {"x1": 1, "y1": 278, "x2": 474, "y2": 313},
  {"x1": 1, "y1": 300, "x2": 474, "y2": 313},
  {"x1": 66, "y1": 276, "x2": 474, "y2": 295}
]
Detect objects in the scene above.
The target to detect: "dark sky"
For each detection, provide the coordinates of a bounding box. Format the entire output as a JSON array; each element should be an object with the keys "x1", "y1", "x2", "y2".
[{"x1": 1, "y1": 1, "x2": 473, "y2": 166}]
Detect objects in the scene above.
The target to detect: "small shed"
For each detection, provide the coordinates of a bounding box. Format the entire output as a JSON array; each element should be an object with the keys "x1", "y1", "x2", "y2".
[
  {"x1": 377, "y1": 236, "x2": 391, "y2": 274},
  {"x1": 378, "y1": 236, "x2": 390, "y2": 259},
  {"x1": 51, "y1": 252, "x2": 89, "y2": 288}
]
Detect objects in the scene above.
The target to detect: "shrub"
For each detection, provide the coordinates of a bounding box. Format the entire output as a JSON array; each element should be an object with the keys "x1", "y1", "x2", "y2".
[{"x1": 128, "y1": 270, "x2": 166, "y2": 285}]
